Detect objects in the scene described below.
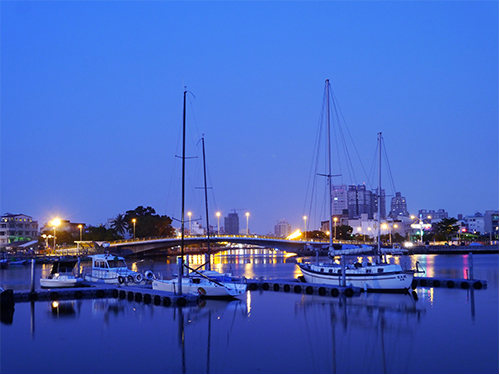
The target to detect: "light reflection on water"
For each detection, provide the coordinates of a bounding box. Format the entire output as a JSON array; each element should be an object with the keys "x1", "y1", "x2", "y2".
[{"x1": 0, "y1": 253, "x2": 498, "y2": 374}]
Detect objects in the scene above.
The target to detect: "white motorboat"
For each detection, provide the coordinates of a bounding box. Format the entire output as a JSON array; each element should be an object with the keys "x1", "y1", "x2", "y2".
[
  {"x1": 40, "y1": 259, "x2": 84, "y2": 288},
  {"x1": 82, "y1": 253, "x2": 154, "y2": 285},
  {"x1": 298, "y1": 80, "x2": 415, "y2": 292}
]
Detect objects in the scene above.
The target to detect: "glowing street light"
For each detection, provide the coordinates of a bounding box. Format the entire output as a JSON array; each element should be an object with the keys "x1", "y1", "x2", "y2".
[
  {"x1": 132, "y1": 218, "x2": 136, "y2": 239},
  {"x1": 245, "y1": 212, "x2": 250, "y2": 235},
  {"x1": 216, "y1": 212, "x2": 221, "y2": 235},
  {"x1": 333, "y1": 217, "x2": 338, "y2": 240},
  {"x1": 51, "y1": 218, "x2": 61, "y2": 250}
]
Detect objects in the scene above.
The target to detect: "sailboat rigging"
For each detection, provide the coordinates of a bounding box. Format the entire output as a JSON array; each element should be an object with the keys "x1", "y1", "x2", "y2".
[
  {"x1": 152, "y1": 89, "x2": 247, "y2": 298},
  {"x1": 298, "y1": 79, "x2": 415, "y2": 292}
]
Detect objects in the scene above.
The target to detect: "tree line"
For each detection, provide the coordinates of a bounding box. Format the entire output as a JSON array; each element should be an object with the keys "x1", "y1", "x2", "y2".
[{"x1": 40, "y1": 206, "x2": 175, "y2": 245}]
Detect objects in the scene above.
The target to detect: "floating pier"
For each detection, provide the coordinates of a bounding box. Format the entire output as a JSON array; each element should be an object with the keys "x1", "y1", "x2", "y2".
[
  {"x1": 247, "y1": 278, "x2": 361, "y2": 297},
  {"x1": 413, "y1": 276, "x2": 487, "y2": 290},
  {"x1": 11, "y1": 285, "x2": 199, "y2": 307}
]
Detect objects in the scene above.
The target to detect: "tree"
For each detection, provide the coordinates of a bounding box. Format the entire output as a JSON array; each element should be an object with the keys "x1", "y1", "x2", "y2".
[
  {"x1": 434, "y1": 218, "x2": 459, "y2": 242},
  {"x1": 336, "y1": 225, "x2": 353, "y2": 241},
  {"x1": 123, "y1": 206, "x2": 175, "y2": 238},
  {"x1": 83, "y1": 225, "x2": 122, "y2": 241},
  {"x1": 110, "y1": 213, "x2": 128, "y2": 238}
]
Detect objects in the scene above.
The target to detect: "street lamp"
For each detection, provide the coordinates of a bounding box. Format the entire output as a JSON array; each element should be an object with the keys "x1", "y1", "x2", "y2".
[
  {"x1": 246, "y1": 212, "x2": 250, "y2": 235},
  {"x1": 51, "y1": 218, "x2": 61, "y2": 251},
  {"x1": 187, "y1": 212, "x2": 192, "y2": 235},
  {"x1": 303, "y1": 216, "x2": 307, "y2": 241},
  {"x1": 333, "y1": 217, "x2": 338, "y2": 240},
  {"x1": 357, "y1": 227, "x2": 364, "y2": 242},
  {"x1": 216, "y1": 212, "x2": 221, "y2": 235},
  {"x1": 132, "y1": 218, "x2": 136, "y2": 239},
  {"x1": 78, "y1": 224, "x2": 83, "y2": 242}
]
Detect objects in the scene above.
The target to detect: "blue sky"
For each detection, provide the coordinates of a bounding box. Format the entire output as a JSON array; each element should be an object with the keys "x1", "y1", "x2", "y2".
[{"x1": 1, "y1": 1, "x2": 498, "y2": 234}]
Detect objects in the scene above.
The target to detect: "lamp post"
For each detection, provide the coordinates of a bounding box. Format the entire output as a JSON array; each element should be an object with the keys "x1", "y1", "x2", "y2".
[
  {"x1": 78, "y1": 224, "x2": 83, "y2": 242},
  {"x1": 303, "y1": 216, "x2": 307, "y2": 241},
  {"x1": 246, "y1": 212, "x2": 250, "y2": 235},
  {"x1": 52, "y1": 218, "x2": 61, "y2": 251},
  {"x1": 132, "y1": 218, "x2": 136, "y2": 239},
  {"x1": 333, "y1": 217, "x2": 338, "y2": 241},
  {"x1": 357, "y1": 227, "x2": 363, "y2": 242},
  {"x1": 216, "y1": 212, "x2": 221, "y2": 235},
  {"x1": 188, "y1": 212, "x2": 192, "y2": 235}
]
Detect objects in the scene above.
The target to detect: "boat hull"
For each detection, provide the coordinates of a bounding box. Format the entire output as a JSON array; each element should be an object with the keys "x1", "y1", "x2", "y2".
[
  {"x1": 299, "y1": 263, "x2": 414, "y2": 292},
  {"x1": 40, "y1": 276, "x2": 84, "y2": 288},
  {"x1": 152, "y1": 279, "x2": 247, "y2": 298}
]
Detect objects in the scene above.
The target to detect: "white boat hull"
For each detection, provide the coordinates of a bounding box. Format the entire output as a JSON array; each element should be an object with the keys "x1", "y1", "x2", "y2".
[
  {"x1": 299, "y1": 262, "x2": 414, "y2": 291},
  {"x1": 152, "y1": 278, "x2": 247, "y2": 298},
  {"x1": 40, "y1": 276, "x2": 84, "y2": 288}
]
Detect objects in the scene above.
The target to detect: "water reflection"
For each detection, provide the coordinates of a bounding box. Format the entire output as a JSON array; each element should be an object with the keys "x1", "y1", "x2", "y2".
[{"x1": 295, "y1": 293, "x2": 426, "y2": 373}]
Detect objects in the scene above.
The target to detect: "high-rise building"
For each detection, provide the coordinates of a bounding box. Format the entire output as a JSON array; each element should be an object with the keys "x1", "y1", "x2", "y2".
[
  {"x1": 332, "y1": 185, "x2": 348, "y2": 215},
  {"x1": 224, "y1": 212, "x2": 239, "y2": 235},
  {"x1": 345, "y1": 184, "x2": 385, "y2": 220},
  {"x1": 389, "y1": 192, "x2": 409, "y2": 218},
  {"x1": 274, "y1": 219, "x2": 291, "y2": 238}
]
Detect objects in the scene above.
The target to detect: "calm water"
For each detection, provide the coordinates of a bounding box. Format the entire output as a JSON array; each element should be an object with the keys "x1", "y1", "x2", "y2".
[{"x1": 0, "y1": 252, "x2": 498, "y2": 374}]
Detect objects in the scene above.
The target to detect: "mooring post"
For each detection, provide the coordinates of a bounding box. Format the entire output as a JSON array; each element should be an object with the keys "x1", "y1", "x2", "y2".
[
  {"x1": 177, "y1": 256, "x2": 183, "y2": 295},
  {"x1": 468, "y1": 252, "x2": 473, "y2": 280},
  {"x1": 341, "y1": 254, "x2": 346, "y2": 287},
  {"x1": 30, "y1": 258, "x2": 36, "y2": 293}
]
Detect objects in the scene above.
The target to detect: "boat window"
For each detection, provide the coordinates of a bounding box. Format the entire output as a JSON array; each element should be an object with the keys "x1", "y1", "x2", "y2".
[
  {"x1": 329, "y1": 269, "x2": 333, "y2": 274},
  {"x1": 337, "y1": 270, "x2": 342, "y2": 275},
  {"x1": 107, "y1": 259, "x2": 126, "y2": 268},
  {"x1": 320, "y1": 268, "x2": 324, "y2": 272},
  {"x1": 377, "y1": 268, "x2": 384, "y2": 273},
  {"x1": 366, "y1": 269, "x2": 372, "y2": 273}
]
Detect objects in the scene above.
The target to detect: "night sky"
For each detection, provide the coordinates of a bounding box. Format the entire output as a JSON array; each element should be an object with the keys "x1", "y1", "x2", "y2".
[{"x1": 1, "y1": 1, "x2": 498, "y2": 234}]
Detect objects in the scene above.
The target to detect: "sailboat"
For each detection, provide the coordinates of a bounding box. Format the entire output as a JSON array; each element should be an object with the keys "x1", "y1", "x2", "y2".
[
  {"x1": 298, "y1": 80, "x2": 415, "y2": 292},
  {"x1": 152, "y1": 89, "x2": 247, "y2": 298}
]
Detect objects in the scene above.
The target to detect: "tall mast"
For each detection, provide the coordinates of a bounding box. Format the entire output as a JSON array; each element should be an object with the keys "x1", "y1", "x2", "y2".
[
  {"x1": 201, "y1": 136, "x2": 211, "y2": 271},
  {"x1": 326, "y1": 79, "x2": 334, "y2": 253},
  {"x1": 181, "y1": 89, "x2": 187, "y2": 267},
  {"x1": 377, "y1": 132, "x2": 382, "y2": 262}
]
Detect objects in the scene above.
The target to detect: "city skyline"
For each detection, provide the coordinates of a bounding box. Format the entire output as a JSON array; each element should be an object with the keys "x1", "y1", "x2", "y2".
[{"x1": 2, "y1": 1, "x2": 498, "y2": 235}]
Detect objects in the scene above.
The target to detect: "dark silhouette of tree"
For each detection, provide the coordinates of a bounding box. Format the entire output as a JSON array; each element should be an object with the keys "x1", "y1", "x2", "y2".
[
  {"x1": 111, "y1": 213, "x2": 128, "y2": 237},
  {"x1": 123, "y1": 206, "x2": 175, "y2": 238},
  {"x1": 434, "y1": 218, "x2": 459, "y2": 242}
]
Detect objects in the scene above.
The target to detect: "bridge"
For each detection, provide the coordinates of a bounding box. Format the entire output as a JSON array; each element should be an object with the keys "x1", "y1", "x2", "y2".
[{"x1": 105, "y1": 234, "x2": 330, "y2": 256}]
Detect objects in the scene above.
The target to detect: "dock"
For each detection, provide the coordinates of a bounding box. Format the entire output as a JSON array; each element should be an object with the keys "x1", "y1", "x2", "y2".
[
  {"x1": 413, "y1": 276, "x2": 487, "y2": 289},
  {"x1": 11, "y1": 284, "x2": 199, "y2": 307},
  {"x1": 247, "y1": 278, "x2": 361, "y2": 297}
]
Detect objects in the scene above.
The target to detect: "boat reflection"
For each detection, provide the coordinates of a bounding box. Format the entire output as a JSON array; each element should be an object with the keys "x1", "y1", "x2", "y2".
[
  {"x1": 295, "y1": 292, "x2": 426, "y2": 373},
  {"x1": 49, "y1": 300, "x2": 77, "y2": 318}
]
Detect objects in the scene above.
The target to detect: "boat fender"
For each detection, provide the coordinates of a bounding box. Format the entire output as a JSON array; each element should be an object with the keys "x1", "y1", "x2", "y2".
[
  {"x1": 127, "y1": 275, "x2": 134, "y2": 283},
  {"x1": 112, "y1": 289, "x2": 119, "y2": 298},
  {"x1": 262, "y1": 283, "x2": 269, "y2": 290},
  {"x1": 145, "y1": 270, "x2": 154, "y2": 280},
  {"x1": 119, "y1": 290, "x2": 126, "y2": 299},
  {"x1": 75, "y1": 291, "x2": 84, "y2": 299},
  {"x1": 293, "y1": 285, "x2": 302, "y2": 294},
  {"x1": 283, "y1": 284, "x2": 291, "y2": 293},
  {"x1": 306, "y1": 286, "x2": 313, "y2": 295},
  {"x1": 446, "y1": 280, "x2": 455, "y2": 288},
  {"x1": 461, "y1": 281, "x2": 470, "y2": 289},
  {"x1": 135, "y1": 273, "x2": 143, "y2": 283},
  {"x1": 433, "y1": 280, "x2": 441, "y2": 287},
  {"x1": 118, "y1": 276, "x2": 125, "y2": 284},
  {"x1": 134, "y1": 293, "x2": 142, "y2": 302},
  {"x1": 163, "y1": 297, "x2": 171, "y2": 307},
  {"x1": 153, "y1": 295, "x2": 161, "y2": 305},
  {"x1": 344, "y1": 288, "x2": 354, "y2": 297},
  {"x1": 331, "y1": 288, "x2": 339, "y2": 297},
  {"x1": 198, "y1": 287, "x2": 206, "y2": 295},
  {"x1": 318, "y1": 287, "x2": 326, "y2": 296},
  {"x1": 419, "y1": 279, "x2": 427, "y2": 287},
  {"x1": 273, "y1": 284, "x2": 280, "y2": 292},
  {"x1": 96, "y1": 289, "x2": 105, "y2": 298},
  {"x1": 143, "y1": 294, "x2": 152, "y2": 304},
  {"x1": 50, "y1": 292, "x2": 59, "y2": 301},
  {"x1": 177, "y1": 297, "x2": 187, "y2": 307}
]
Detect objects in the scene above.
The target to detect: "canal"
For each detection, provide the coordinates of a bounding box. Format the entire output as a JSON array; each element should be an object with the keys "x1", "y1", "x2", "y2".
[{"x1": 0, "y1": 252, "x2": 498, "y2": 373}]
